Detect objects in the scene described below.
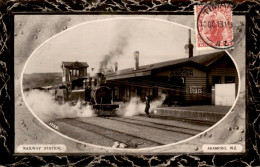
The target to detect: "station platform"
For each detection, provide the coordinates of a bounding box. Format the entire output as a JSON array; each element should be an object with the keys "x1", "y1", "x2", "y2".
[{"x1": 155, "y1": 105, "x2": 231, "y2": 123}]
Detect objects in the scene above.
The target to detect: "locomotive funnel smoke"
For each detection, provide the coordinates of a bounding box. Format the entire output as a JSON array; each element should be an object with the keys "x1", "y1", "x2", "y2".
[
  {"x1": 99, "y1": 36, "x2": 128, "y2": 72},
  {"x1": 24, "y1": 90, "x2": 95, "y2": 122},
  {"x1": 121, "y1": 94, "x2": 166, "y2": 116}
]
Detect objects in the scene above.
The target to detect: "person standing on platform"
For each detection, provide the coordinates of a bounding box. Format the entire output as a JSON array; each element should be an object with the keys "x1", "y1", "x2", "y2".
[{"x1": 145, "y1": 96, "x2": 151, "y2": 117}]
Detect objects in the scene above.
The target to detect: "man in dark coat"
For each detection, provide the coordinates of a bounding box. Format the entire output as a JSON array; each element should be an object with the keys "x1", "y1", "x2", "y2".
[{"x1": 145, "y1": 96, "x2": 151, "y2": 117}]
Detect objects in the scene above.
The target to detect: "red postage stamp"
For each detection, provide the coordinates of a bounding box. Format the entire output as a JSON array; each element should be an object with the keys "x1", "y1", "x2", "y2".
[{"x1": 195, "y1": 3, "x2": 233, "y2": 50}]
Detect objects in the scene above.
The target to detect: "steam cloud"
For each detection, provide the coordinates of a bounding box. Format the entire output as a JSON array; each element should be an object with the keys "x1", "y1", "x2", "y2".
[
  {"x1": 99, "y1": 36, "x2": 128, "y2": 72},
  {"x1": 24, "y1": 89, "x2": 166, "y2": 122},
  {"x1": 119, "y1": 94, "x2": 166, "y2": 117},
  {"x1": 24, "y1": 89, "x2": 95, "y2": 122}
]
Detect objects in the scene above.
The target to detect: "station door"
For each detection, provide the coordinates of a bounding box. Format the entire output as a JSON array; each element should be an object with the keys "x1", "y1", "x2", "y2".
[{"x1": 215, "y1": 83, "x2": 236, "y2": 106}]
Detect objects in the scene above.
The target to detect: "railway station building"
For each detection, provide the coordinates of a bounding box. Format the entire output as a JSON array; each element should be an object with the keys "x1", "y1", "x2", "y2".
[
  {"x1": 105, "y1": 50, "x2": 238, "y2": 106},
  {"x1": 60, "y1": 61, "x2": 89, "y2": 101},
  {"x1": 61, "y1": 61, "x2": 89, "y2": 89}
]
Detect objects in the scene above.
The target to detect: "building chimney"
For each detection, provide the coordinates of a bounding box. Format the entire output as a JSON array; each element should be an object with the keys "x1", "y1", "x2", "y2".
[
  {"x1": 115, "y1": 62, "x2": 118, "y2": 72},
  {"x1": 134, "y1": 51, "x2": 139, "y2": 70},
  {"x1": 184, "y1": 29, "x2": 194, "y2": 58}
]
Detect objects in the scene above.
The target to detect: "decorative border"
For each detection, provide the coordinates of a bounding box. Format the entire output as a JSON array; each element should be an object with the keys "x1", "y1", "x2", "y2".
[{"x1": 0, "y1": 0, "x2": 259, "y2": 166}]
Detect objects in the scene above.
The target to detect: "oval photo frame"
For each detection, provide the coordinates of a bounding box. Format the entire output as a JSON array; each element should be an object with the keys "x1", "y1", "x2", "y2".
[{"x1": 21, "y1": 16, "x2": 240, "y2": 152}]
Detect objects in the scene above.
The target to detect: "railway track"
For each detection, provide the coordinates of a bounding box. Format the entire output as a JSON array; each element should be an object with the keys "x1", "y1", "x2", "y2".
[
  {"x1": 106, "y1": 116, "x2": 206, "y2": 135},
  {"x1": 150, "y1": 115, "x2": 216, "y2": 126},
  {"x1": 56, "y1": 118, "x2": 163, "y2": 148},
  {"x1": 53, "y1": 115, "x2": 212, "y2": 148}
]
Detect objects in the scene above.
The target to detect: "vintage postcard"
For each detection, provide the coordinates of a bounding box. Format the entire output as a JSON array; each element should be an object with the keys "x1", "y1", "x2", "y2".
[
  {"x1": 14, "y1": 14, "x2": 246, "y2": 154},
  {"x1": 1, "y1": 0, "x2": 260, "y2": 166}
]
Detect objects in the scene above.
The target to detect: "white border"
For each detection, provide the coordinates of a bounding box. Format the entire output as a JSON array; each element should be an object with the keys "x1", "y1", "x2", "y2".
[{"x1": 19, "y1": 16, "x2": 241, "y2": 153}]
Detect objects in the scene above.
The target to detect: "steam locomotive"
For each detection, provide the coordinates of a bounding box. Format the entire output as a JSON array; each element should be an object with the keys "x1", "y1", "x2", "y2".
[{"x1": 55, "y1": 73, "x2": 119, "y2": 116}]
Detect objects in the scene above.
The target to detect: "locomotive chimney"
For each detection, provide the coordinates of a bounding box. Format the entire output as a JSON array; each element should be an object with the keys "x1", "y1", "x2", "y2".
[
  {"x1": 134, "y1": 51, "x2": 139, "y2": 70},
  {"x1": 115, "y1": 62, "x2": 118, "y2": 72},
  {"x1": 184, "y1": 29, "x2": 194, "y2": 58}
]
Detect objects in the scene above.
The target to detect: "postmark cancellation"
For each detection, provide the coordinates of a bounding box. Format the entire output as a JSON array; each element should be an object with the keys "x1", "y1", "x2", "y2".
[{"x1": 195, "y1": 3, "x2": 234, "y2": 50}]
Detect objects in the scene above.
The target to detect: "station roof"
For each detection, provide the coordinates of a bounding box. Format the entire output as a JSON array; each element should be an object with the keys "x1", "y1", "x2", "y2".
[
  {"x1": 105, "y1": 51, "x2": 227, "y2": 80},
  {"x1": 61, "y1": 61, "x2": 89, "y2": 68}
]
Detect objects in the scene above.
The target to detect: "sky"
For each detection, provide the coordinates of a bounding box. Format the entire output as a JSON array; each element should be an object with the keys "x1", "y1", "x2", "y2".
[{"x1": 23, "y1": 17, "x2": 216, "y2": 74}]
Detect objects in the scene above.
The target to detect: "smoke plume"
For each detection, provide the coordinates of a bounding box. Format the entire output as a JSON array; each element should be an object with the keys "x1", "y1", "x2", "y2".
[
  {"x1": 120, "y1": 94, "x2": 166, "y2": 117},
  {"x1": 99, "y1": 35, "x2": 128, "y2": 72},
  {"x1": 24, "y1": 89, "x2": 95, "y2": 122}
]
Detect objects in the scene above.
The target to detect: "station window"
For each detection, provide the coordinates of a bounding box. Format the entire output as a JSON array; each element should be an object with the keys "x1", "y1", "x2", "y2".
[
  {"x1": 70, "y1": 69, "x2": 80, "y2": 76},
  {"x1": 114, "y1": 86, "x2": 119, "y2": 98},
  {"x1": 153, "y1": 88, "x2": 158, "y2": 98},
  {"x1": 149, "y1": 89, "x2": 153, "y2": 96},
  {"x1": 126, "y1": 86, "x2": 130, "y2": 96},
  {"x1": 225, "y1": 76, "x2": 235, "y2": 83},
  {"x1": 212, "y1": 76, "x2": 221, "y2": 85}
]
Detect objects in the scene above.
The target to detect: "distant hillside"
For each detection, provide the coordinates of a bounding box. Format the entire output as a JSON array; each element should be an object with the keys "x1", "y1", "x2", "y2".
[{"x1": 23, "y1": 72, "x2": 62, "y2": 90}]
